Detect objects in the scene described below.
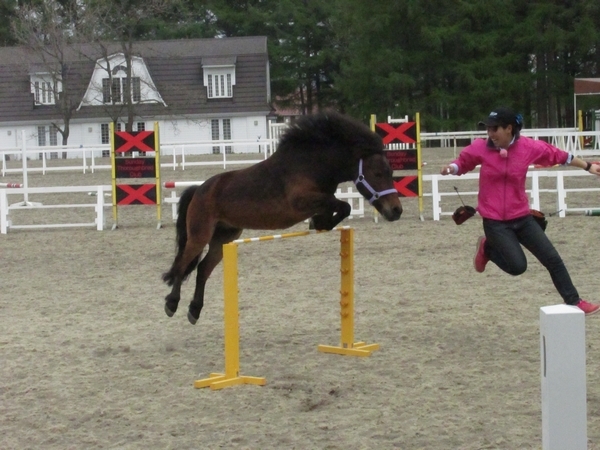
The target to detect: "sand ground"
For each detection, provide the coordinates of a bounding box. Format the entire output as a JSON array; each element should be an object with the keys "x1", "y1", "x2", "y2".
[{"x1": 2, "y1": 149, "x2": 600, "y2": 449}]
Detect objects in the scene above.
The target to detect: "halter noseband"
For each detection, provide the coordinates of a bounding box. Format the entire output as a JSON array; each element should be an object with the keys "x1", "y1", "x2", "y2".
[{"x1": 354, "y1": 158, "x2": 398, "y2": 205}]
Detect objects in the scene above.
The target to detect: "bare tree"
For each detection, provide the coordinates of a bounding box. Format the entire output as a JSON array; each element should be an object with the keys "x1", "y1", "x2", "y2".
[
  {"x1": 80, "y1": 0, "x2": 173, "y2": 133},
  {"x1": 11, "y1": 0, "x2": 88, "y2": 147}
]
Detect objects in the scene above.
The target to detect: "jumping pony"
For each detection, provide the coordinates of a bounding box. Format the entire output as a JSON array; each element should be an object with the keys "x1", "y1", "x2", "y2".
[{"x1": 163, "y1": 112, "x2": 402, "y2": 324}]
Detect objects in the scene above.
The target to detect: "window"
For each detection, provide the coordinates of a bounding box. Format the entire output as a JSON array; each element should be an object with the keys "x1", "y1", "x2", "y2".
[
  {"x1": 37, "y1": 125, "x2": 59, "y2": 159},
  {"x1": 111, "y1": 78, "x2": 122, "y2": 103},
  {"x1": 38, "y1": 126, "x2": 46, "y2": 146},
  {"x1": 101, "y1": 76, "x2": 141, "y2": 103},
  {"x1": 223, "y1": 119, "x2": 232, "y2": 154},
  {"x1": 203, "y1": 62, "x2": 235, "y2": 99},
  {"x1": 101, "y1": 122, "x2": 122, "y2": 139},
  {"x1": 132, "y1": 78, "x2": 141, "y2": 102},
  {"x1": 102, "y1": 79, "x2": 111, "y2": 103},
  {"x1": 206, "y1": 73, "x2": 233, "y2": 98},
  {"x1": 101, "y1": 124, "x2": 110, "y2": 145},
  {"x1": 211, "y1": 119, "x2": 232, "y2": 154},
  {"x1": 211, "y1": 120, "x2": 220, "y2": 154},
  {"x1": 33, "y1": 80, "x2": 55, "y2": 105},
  {"x1": 49, "y1": 127, "x2": 58, "y2": 146}
]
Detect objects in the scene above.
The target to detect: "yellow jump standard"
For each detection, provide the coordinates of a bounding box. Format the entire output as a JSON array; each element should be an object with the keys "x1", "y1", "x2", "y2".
[{"x1": 193, "y1": 226, "x2": 379, "y2": 390}]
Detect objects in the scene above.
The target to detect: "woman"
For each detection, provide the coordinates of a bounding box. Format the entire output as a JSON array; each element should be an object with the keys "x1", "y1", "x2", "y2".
[{"x1": 440, "y1": 106, "x2": 600, "y2": 315}]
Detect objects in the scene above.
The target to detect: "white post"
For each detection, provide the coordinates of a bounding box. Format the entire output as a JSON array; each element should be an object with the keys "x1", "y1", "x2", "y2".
[
  {"x1": 41, "y1": 149, "x2": 47, "y2": 175},
  {"x1": 0, "y1": 189, "x2": 8, "y2": 234},
  {"x1": 556, "y1": 173, "x2": 567, "y2": 218},
  {"x1": 529, "y1": 171, "x2": 540, "y2": 211},
  {"x1": 430, "y1": 175, "x2": 441, "y2": 221},
  {"x1": 95, "y1": 186, "x2": 104, "y2": 231},
  {"x1": 21, "y1": 130, "x2": 29, "y2": 203},
  {"x1": 171, "y1": 191, "x2": 178, "y2": 221},
  {"x1": 540, "y1": 304, "x2": 587, "y2": 450}
]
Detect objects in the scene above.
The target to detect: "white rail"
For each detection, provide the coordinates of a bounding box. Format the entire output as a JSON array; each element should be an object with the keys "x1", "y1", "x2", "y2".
[
  {"x1": 3, "y1": 128, "x2": 600, "y2": 178},
  {"x1": 424, "y1": 169, "x2": 600, "y2": 220},
  {"x1": 162, "y1": 182, "x2": 365, "y2": 222},
  {"x1": 0, "y1": 185, "x2": 111, "y2": 233}
]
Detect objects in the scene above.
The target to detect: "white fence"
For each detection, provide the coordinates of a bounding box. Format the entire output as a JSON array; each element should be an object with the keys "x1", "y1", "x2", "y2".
[
  {"x1": 0, "y1": 185, "x2": 111, "y2": 233},
  {"x1": 1, "y1": 123, "x2": 287, "y2": 176},
  {"x1": 2, "y1": 169, "x2": 600, "y2": 233},
  {"x1": 421, "y1": 128, "x2": 600, "y2": 158},
  {"x1": 0, "y1": 138, "x2": 276, "y2": 177},
  {"x1": 424, "y1": 169, "x2": 600, "y2": 220},
  {"x1": 3, "y1": 125, "x2": 600, "y2": 178}
]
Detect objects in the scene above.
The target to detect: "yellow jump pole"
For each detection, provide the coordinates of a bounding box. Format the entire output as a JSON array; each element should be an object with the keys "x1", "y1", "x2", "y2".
[
  {"x1": 370, "y1": 114, "x2": 380, "y2": 223},
  {"x1": 194, "y1": 226, "x2": 378, "y2": 390},
  {"x1": 318, "y1": 227, "x2": 380, "y2": 356},
  {"x1": 416, "y1": 112, "x2": 424, "y2": 221},
  {"x1": 193, "y1": 242, "x2": 266, "y2": 390},
  {"x1": 154, "y1": 121, "x2": 162, "y2": 229},
  {"x1": 109, "y1": 122, "x2": 118, "y2": 230}
]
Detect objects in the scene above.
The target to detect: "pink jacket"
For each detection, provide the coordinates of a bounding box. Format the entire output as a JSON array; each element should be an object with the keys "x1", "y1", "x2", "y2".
[{"x1": 451, "y1": 136, "x2": 569, "y2": 220}]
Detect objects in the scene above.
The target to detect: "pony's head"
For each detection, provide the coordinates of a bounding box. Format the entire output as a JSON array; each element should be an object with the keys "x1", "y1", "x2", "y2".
[
  {"x1": 354, "y1": 153, "x2": 402, "y2": 221},
  {"x1": 277, "y1": 111, "x2": 402, "y2": 221}
]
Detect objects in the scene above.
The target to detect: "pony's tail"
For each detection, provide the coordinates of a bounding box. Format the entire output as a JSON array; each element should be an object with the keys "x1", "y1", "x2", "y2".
[
  {"x1": 162, "y1": 185, "x2": 199, "y2": 286},
  {"x1": 175, "y1": 185, "x2": 196, "y2": 252}
]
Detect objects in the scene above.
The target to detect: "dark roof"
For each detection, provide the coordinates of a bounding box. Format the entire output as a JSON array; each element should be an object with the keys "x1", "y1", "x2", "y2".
[{"x1": 0, "y1": 36, "x2": 270, "y2": 124}]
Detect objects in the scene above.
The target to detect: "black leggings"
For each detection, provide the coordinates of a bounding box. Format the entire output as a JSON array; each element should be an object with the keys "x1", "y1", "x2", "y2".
[{"x1": 482, "y1": 215, "x2": 580, "y2": 305}]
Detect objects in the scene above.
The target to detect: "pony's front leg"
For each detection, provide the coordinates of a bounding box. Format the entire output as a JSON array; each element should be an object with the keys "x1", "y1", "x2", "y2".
[
  {"x1": 164, "y1": 281, "x2": 183, "y2": 317},
  {"x1": 310, "y1": 199, "x2": 351, "y2": 230},
  {"x1": 188, "y1": 226, "x2": 243, "y2": 325}
]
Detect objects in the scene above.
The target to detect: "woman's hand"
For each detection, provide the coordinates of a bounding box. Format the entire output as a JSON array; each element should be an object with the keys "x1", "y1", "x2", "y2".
[{"x1": 440, "y1": 165, "x2": 453, "y2": 175}]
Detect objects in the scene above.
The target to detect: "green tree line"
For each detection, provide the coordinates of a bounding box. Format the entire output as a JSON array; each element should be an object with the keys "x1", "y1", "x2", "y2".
[{"x1": 2, "y1": 0, "x2": 600, "y2": 131}]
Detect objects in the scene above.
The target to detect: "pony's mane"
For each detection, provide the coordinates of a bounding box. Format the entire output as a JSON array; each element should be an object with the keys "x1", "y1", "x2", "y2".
[{"x1": 276, "y1": 112, "x2": 384, "y2": 157}]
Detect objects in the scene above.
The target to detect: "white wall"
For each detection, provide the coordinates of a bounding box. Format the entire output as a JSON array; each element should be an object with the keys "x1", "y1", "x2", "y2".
[{"x1": 0, "y1": 114, "x2": 270, "y2": 157}]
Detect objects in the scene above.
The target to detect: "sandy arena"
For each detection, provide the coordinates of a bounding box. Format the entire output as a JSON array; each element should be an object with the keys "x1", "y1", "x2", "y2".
[{"x1": 2, "y1": 150, "x2": 600, "y2": 449}]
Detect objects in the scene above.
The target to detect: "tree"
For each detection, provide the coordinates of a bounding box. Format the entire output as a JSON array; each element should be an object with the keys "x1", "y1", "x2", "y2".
[
  {"x1": 0, "y1": 0, "x2": 18, "y2": 46},
  {"x1": 11, "y1": 0, "x2": 89, "y2": 146},
  {"x1": 204, "y1": 0, "x2": 340, "y2": 116},
  {"x1": 78, "y1": 0, "x2": 217, "y2": 132}
]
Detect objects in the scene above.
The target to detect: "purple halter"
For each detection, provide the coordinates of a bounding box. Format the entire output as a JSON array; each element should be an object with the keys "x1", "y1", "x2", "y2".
[{"x1": 354, "y1": 158, "x2": 398, "y2": 205}]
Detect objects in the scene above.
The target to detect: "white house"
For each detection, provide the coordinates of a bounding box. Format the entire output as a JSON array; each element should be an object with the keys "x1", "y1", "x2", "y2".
[{"x1": 0, "y1": 36, "x2": 274, "y2": 157}]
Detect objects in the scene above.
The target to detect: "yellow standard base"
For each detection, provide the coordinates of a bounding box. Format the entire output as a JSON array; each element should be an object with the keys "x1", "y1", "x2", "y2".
[
  {"x1": 193, "y1": 372, "x2": 266, "y2": 390},
  {"x1": 317, "y1": 341, "x2": 380, "y2": 356}
]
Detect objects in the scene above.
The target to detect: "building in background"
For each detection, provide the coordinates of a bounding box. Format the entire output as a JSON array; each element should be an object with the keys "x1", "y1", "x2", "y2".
[{"x1": 0, "y1": 36, "x2": 273, "y2": 156}]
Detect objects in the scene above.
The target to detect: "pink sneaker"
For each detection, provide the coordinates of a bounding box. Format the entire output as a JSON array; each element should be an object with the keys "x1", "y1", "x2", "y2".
[
  {"x1": 575, "y1": 300, "x2": 600, "y2": 316},
  {"x1": 473, "y1": 236, "x2": 489, "y2": 273}
]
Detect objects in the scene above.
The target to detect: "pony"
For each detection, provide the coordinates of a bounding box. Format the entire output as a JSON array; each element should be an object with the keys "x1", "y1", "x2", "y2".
[{"x1": 163, "y1": 112, "x2": 402, "y2": 324}]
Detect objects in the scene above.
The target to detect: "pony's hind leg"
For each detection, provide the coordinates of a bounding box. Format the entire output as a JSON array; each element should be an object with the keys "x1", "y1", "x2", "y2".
[
  {"x1": 163, "y1": 252, "x2": 201, "y2": 317},
  {"x1": 187, "y1": 226, "x2": 243, "y2": 325},
  {"x1": 163, "y1": 228, "x2": 210, "y2": 318}
]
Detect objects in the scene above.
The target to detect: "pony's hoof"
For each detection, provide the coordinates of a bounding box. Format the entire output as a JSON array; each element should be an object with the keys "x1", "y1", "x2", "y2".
[
  {"x1": 187, "y1": 310, "x2": 198, "y2": 325},
  {"x1": 164, "y1": 303, "x2": 176, "y2": 317}
]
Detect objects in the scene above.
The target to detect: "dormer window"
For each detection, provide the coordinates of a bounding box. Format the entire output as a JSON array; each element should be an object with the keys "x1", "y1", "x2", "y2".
[
  {"x1": 30, "y1": 72, "x2": 60, "y2": 105},
  {"x1": 79, "y1": 53, "x2": 166, "y2": 108},
  {"x1": 102, "y1": 65, "x2": 141, "y2": 104},
  {"x1": 34, "y1": 81, "x2": 54, "y2": 104},
  {"x1": 202, "y1": 57, "x2": 236, "y2": 99},
  {"x1": 207, "y1": 72, "x2": 233, "y2": 98}
]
